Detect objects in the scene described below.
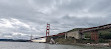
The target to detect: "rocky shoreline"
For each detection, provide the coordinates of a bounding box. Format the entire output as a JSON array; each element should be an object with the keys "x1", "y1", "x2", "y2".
[
  {"x1": 54, "y1": 43, "x2": 111, "y2": 47},
  {"x1": 78, "y1": 43, "x2": 110, "y2": 47}
]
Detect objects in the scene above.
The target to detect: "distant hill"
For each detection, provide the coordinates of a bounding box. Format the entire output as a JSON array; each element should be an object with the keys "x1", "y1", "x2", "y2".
[
  {"x1": 0, "y1": 39, "x2": 13, "y2": 41},
  {"x1": 0, "y1": 39, "x2": 30, "y2": 42}
]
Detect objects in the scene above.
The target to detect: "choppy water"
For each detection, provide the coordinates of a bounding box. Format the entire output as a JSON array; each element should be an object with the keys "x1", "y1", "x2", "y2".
[{"x1": 0, "y1": 42, "x2": 110, "y2": 49}]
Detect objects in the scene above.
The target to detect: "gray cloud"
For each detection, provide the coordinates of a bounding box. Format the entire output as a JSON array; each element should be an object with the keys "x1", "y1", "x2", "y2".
[{"x1": 0, "y1": 0, "x2": 111, "y2": 39}]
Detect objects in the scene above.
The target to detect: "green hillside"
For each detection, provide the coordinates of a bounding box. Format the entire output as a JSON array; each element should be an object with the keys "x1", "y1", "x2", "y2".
[
  {"x1": 67, "y1": 28, "x2": 111, "y2": 39},
  {"x1": 53, "y1": 27, "x2": 111, "y2": 44}
]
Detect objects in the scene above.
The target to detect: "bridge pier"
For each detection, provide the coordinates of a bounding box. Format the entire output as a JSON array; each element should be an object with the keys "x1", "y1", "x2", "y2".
[{"x1": 46, "y1": 36, "x2": 51, "y2": 43}]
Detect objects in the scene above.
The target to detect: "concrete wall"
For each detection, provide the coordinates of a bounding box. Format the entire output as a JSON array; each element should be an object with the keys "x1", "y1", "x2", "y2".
[{"x1": 66, "y1": 31, "x2": 80, "y2": 39}]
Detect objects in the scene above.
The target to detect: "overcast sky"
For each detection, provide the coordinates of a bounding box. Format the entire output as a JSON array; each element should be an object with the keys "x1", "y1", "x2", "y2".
[{"x1": 0, "y1": 0, "x2": 111, "y2": 39}]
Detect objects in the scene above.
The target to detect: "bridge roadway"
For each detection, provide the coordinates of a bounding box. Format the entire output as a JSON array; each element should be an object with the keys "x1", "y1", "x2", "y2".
[
  {"x1": 80, "y1": 24, "x2": 111, "y2": 33},
  {"x1": 32, "y1": 33, "x2": 65, "y2": 40}
]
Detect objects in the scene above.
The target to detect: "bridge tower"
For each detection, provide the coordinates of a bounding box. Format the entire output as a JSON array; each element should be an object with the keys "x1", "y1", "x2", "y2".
[
  {"x1": 46, "y1": 23, "x2": 50, "y2": 37},
  {"x1": 30, "y1": 34, "x2": 33, "y2": 41},
  {"x1": 46, "y1": 23, "x2": 50, "y2": 42}
]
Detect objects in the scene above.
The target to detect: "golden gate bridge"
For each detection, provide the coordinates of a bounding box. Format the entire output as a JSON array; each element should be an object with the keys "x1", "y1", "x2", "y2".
[{"x1": 32, "y1": 23, "x2": 111, "y2": 43}]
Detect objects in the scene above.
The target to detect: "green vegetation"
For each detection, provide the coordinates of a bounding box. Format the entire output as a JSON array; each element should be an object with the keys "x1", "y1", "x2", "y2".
[
  {"x1": 55, "y1": 37, "x2": 76, "y2": 44},
  {"x1": 99, "y1": 29, "x2": 111, "y2": 39},
  {"x1": 82, "y1": 28, "x2": 111, "y2": 43},
  {"x1": 53, "y1": 28, "x2": 111, "y2": 44}
]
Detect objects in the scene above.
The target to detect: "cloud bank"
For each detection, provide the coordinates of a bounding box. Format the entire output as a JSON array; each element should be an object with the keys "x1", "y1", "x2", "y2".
[{"x1": 0, "y1": 0, "x2": 111, "y2": 39}]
